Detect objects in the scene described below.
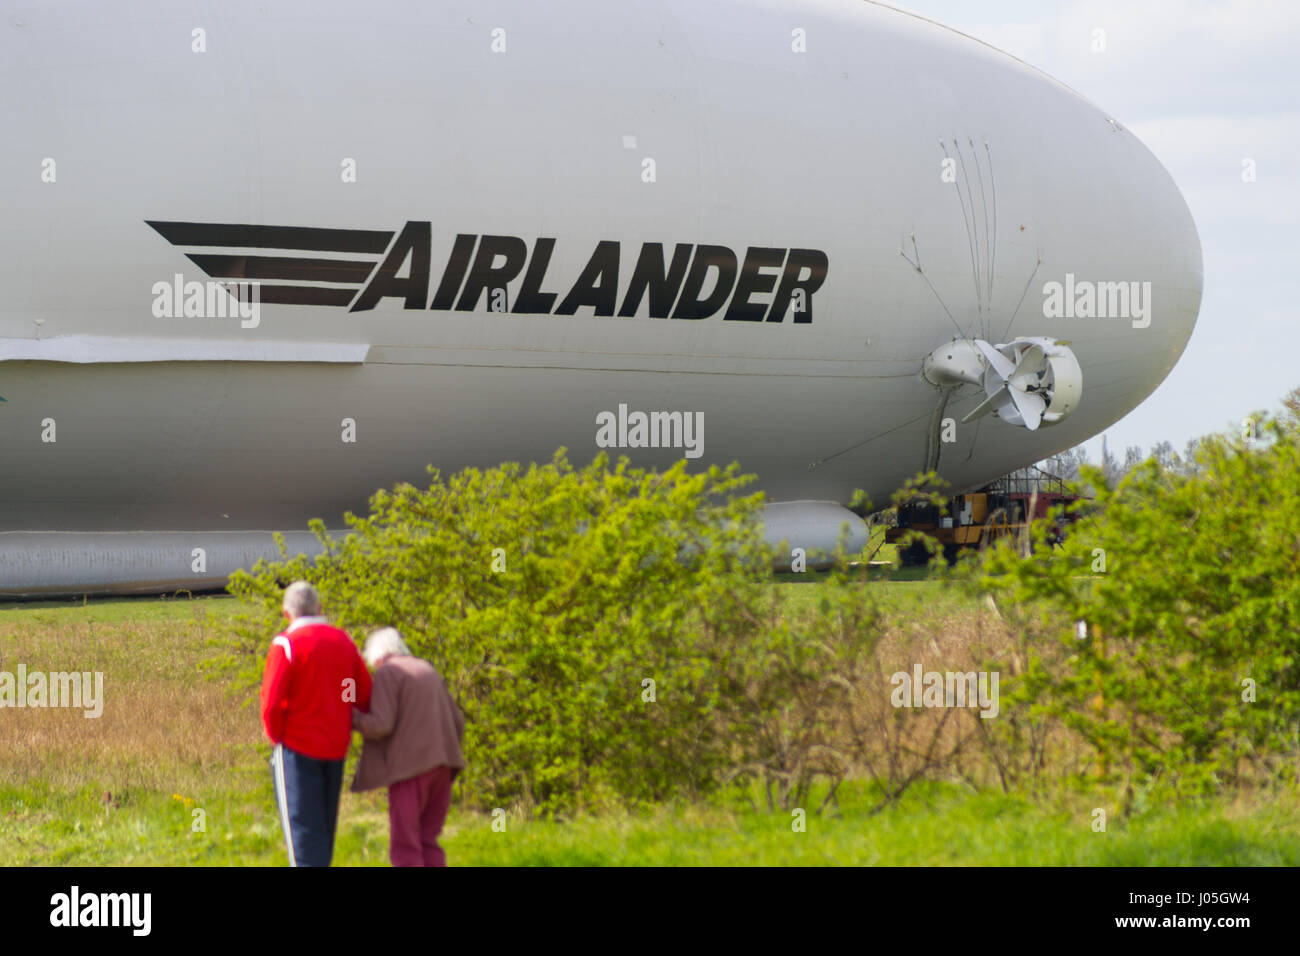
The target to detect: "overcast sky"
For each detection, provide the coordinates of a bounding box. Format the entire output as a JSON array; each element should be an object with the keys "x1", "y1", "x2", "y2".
[{"x1": 891, "y1": 0, "x2": 1300, "y2": 462}]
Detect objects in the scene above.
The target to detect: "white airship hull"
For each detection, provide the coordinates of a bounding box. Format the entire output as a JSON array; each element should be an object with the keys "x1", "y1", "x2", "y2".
[{"x1": 0, "y1": 0, "x2": 1201, "y2": 594}]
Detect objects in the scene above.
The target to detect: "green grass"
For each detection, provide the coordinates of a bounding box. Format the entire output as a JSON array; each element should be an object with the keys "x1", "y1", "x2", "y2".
[
  {"x1": 0, "y1": 591, "x2": 243, "y2": 624},
  {"x1": 775, "y1": 569, "x2": 963, "y2": 615},
  {"x1": 440, "y1": 786, "x2": 1300, "y2": 867},
  {"x1": 2, "y1": 590, "x2": 1297, "y2": 866},
  {"x1": 5, "y1": 775, "x2": 1298, "y2": 867}
]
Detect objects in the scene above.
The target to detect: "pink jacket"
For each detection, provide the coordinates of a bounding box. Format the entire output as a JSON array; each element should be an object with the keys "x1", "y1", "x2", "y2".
[{"x1": 351, "y1": 655, "x2": 466, "y2": 792}]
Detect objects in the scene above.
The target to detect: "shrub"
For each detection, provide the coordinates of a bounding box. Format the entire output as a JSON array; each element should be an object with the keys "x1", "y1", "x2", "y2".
[
  {"x1": 222, "y1": 451, "x2": 788, "y2": 815},
  {"x1": 972, "y1": 390, "x2": 1300, "y2": 805}
]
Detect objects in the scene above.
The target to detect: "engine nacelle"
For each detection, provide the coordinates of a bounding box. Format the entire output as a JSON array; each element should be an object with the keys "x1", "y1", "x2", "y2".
[{"x1": 923, "y1": 336, "x2": 1082, "y2": 431}]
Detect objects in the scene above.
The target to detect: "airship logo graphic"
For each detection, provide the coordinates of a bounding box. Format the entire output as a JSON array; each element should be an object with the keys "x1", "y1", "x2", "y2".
[{"x1": 147, "y1": 221, "x2": 829, "y2": 322}]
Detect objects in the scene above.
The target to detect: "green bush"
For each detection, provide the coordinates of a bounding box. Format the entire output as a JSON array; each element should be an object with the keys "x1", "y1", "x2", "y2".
[
  {"x1": 973, "y1": 390, "x2": 1300, "y2": 803},
  {"x1": 222, "y1": 451, "x2": 800, "y2": 815}
]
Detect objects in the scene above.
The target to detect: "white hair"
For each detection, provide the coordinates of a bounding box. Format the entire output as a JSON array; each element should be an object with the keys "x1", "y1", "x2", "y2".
[
  {"x1": 282, "y1": 581, "x2": 322, "y2": 619},
  {"x1": 364, "y1": 627, "x2": 411, "y2": 667}
]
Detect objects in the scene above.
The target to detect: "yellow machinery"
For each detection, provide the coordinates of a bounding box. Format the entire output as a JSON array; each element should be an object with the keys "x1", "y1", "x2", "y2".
[{"x1": 884, "y1": 469, "x2": 1081, "y2": 565}]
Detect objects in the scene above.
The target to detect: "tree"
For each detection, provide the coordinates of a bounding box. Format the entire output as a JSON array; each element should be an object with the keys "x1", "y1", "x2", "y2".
[
  {"x1": 975, "y1": 391, "x2": 1300, "y2": 804},
  {"x1": 1121, "y1": 444, "x2": 1143, "y2": 476},
  {"x1": 1150, "y1": 440, "x2": 1179, "y2": 471},
  {"x1": 1099, "y1": 434, "x2": 1122, "y2": 486},
  {"x1": 1040, "y1": 443, "x2": 1088, "y2": 481}
]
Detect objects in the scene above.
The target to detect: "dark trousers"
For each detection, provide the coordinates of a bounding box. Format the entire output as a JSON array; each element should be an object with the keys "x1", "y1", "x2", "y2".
[
  {"x1": 387, "y1": 766, "x2": 455, "y2": 867},
  {"x1": 270, "y1": 743, "x2": 344, "y2": 867}
]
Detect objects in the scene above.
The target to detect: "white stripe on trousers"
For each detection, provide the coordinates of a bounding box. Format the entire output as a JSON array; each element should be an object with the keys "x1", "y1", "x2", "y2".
[{"x1": 272, "y1": 743, "x2": 297, "y2": 867}]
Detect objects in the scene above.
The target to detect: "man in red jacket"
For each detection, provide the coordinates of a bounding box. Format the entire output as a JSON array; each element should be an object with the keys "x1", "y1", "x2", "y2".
[{"x1": 260, "y1": 581, "x2": 371, "y2": 867}]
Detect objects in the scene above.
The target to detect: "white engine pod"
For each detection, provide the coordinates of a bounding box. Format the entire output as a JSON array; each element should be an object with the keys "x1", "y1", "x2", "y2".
[{"x1": 924, "y1": 336, "x2": 1083, "y2": 431}]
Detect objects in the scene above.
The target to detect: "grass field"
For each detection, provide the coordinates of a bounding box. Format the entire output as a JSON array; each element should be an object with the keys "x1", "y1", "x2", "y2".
[{"x1": 2, "y1": 590, "x2": 1298, "y2": 866}]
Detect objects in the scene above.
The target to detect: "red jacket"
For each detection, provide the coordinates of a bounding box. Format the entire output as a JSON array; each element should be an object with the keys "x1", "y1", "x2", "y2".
[{"x1": 260, "y1": 616, "x2": 372, "y2": 761}]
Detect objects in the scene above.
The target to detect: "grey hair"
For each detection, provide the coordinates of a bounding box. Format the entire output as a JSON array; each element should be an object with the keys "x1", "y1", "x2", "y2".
[
  {"x1": 364, "y1": 627, "x2": 411, "y2": 668},
  {"x1": 282, "y1": 581, "x2": 322, "y2": 618}
]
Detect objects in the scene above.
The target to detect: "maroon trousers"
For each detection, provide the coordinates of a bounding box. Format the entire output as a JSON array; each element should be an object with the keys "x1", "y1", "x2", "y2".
[{"x1": 387, "y1": 766, "x2": 454, "y2": 867}]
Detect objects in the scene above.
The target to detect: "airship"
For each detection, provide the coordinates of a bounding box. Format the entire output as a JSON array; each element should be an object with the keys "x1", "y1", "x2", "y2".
[{"x1": 0, "y1": 0, "x2": 1201, "y2": 596}]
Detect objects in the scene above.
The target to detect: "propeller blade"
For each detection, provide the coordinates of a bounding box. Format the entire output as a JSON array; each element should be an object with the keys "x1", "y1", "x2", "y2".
[
  {"x1": 961, "y1": 385, "x2": 1007, "y2": 423},
  {"x1": 1008, "y1": 386, "x2": 1046, "y2": 431},
  {"x1": 1012, "y1": 343, "x2": 1046, "y2": 375},
  {"x1": 974, "y1": 339, "x2": 1014, "y2": 380}
]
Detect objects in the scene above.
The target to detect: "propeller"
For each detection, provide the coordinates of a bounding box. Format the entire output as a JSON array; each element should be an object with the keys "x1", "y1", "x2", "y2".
[
  {"x1": 963, "y1": 340, "x2": 1054, "y2": 430},
  {"x1": 923, "y1": 335, "x2": 1081, "y2": 432}
]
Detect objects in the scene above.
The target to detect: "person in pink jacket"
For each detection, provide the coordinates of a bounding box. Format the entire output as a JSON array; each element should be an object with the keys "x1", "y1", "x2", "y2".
[{"x1": 351, "y1": 628, "x2": 466, "y2": 867}]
